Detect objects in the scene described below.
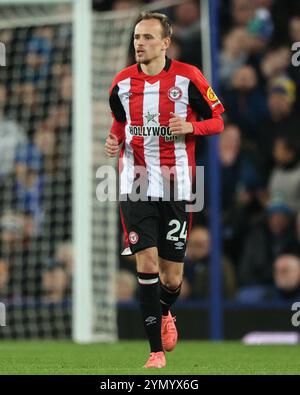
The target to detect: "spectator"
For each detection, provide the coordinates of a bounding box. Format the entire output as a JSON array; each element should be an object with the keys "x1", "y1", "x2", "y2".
[
  {"x1": 268, "y1": 133, "x2": 300, "y2": 212},
  {"x1": 238, "y1": 201, "x2": 294, "y2": 286},
  {"x1": 13, "y1": 142, "x2": 45, "y2": 232},
  {"x1": 0, "y1": 84, "x2": 27, "y2": 178},
  {"x1": 217, "y1": 123, "x2": 265, "y2": 263},
  {"x1": 184, "y1": 226, "x2": 236, "y2": 299},
  {"x1": 47, "y1": 104, "x2": 71, "y2": 131},
  {"x1": 172, "y1": 0, "x2": 202, "y2": 67},
  {"x1": 222, "y1": 65, "x2": 269, "y2": 140},
  {"x1": 256, "y1": 76, "x2": 300, "y2": 176},
  {"x1": 24, "y1": 29, "x2": 52, "y2": 84},
  {"x1": 0, "y1": 211, "x2": 41, "y2": 300},
  {"x1": 271, "y1": 254, "x2": 300, "y2": 301},
  {"x1": 284, "y1": 211, "x2": 300, "y2": 257},
  {"x1": 60, "y1": 72, "x2": 72, "y2": 102},
  {"x1": 231, "y1": 0, "x2": 255, "y2": 27},
  {"x1": 32, "y1": 121, "x2": 57, "y2": 174},
  {"x1": 9, "y1": 82, "x2": 40, "y2": 132},
  {"x1": 219, "y1": 27, "x2": 248, "y2": 88},
  {"x1": 253, "y1": 0, "x2": 273, "y2": 8},
  {"x1": 289, "y1": 16, "x2": 300, "y2": 42},
  {"x1": 219, "y1": 123, "x2": 264, "y2": 212},
  {"x1": 56, "y1": 242, "x2": 73, "y2": 278},
  {"x1": 245, "y1": 6, "x2": 274, "y2": 57},
  {"x1": 0, "y1": 212, "x2": 30, "y2": 255},
  {"x1": 42, "y1": 260, "x2": 69, "y2": 303},
  {"x1": 260, "y1": 47, "x2": 290, "y2": 81},
  {"x1": 235, "y1": 254, "x2": 300, "y2": 303}
]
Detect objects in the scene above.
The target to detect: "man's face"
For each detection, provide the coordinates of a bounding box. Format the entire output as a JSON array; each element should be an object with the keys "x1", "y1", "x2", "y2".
[
  {"x1": 290, "y1": 17, "x2": 300, "y2": 42},
  {"x1": 134, "y1": 19, "x2": 170, "y2": 65},
  {"x1": 273, "y1": 139, "x2": 294, "y2": 166},
  {"x1": 186, "y1": 228, "x2": 210, "y2": 261},
  {"x1": 268, "y1": 212, "x2": 289, "y2": 236},
  {"x1": 268, "y1": 92, "x2": 292, "y2": 118},
  {"x1": 232, "y1": 0, "x2": 254, "y2": 26},
  {"x1": 274, "y1": 256, "x2": 300, "y2": 292}
]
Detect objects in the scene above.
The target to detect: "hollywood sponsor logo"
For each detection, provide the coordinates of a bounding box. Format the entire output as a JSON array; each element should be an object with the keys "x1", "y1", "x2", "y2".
[
  {"x1": 168, "y1": 86, "x2": 183, "y2": 101},
  {"x1": 129, "y1": 231, "x2": 139, "y2": 245},
  {"x1": 128, "y1": 125, "x2": 177, "y2": 141}
]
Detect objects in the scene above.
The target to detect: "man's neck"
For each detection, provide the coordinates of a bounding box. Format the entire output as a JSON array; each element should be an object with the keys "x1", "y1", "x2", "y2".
[{"x1": 140, "y1": 55, "x2": 166, "y2": 76}]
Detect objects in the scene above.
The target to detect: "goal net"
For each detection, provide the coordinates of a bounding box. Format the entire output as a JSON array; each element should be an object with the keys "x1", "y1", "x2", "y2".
[{"x1": 0, "y1": 3, "x2": 73, "y2": 338}]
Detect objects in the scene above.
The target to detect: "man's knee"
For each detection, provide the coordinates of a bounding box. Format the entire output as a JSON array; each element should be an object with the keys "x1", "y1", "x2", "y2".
[
  {"x1": 136, "y1": 247, "x2": 158, "y2": 273},
  {"x1": 160, "y1": 272, "x2": 182, "y2": 290}
]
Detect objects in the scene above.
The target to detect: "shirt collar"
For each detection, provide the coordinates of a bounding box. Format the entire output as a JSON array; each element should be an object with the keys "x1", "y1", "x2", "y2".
[{"x1": 137, "y1": 56, "x2": 172, "y2": 73}]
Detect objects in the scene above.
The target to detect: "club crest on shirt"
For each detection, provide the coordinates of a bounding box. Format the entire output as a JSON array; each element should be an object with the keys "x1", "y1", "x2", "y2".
[
  {"x1": 168, "y1": 86, "x2": 183, "y2": 101},
  {"x1": 129, "y1": 231, "x2": 139, "y2": 245}
]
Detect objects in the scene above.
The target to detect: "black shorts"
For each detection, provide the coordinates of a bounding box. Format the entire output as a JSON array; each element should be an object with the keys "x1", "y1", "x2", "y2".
[{"x1": 120, "y1": 198, "x2": 193, "y2": 262}]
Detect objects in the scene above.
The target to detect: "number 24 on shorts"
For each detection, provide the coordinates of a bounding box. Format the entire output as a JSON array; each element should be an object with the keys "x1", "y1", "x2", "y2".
[{"x1": 166, "y1": 220, "x2": 187, "y2": 242}]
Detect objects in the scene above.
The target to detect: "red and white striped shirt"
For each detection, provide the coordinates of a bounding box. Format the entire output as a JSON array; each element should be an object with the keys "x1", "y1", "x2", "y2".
[{"x1": 109, "y1": 57, "x2": 225, "y2": 200}]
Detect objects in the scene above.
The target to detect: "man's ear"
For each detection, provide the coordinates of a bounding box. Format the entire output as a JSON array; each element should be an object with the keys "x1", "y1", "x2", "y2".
[{"x1": 162, "y1": 37, "x2": 171, "y2": 51}]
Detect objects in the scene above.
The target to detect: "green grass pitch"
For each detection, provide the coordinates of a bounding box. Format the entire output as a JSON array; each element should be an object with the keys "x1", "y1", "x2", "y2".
[{"x1": 0, "y1": 340, "x2": 299, "y2": 375}]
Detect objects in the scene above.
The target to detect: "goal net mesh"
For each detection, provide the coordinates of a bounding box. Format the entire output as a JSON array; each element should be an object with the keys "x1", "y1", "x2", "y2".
[{"x1": 0, "y1": 3, "x2": 73, "y2": 338}]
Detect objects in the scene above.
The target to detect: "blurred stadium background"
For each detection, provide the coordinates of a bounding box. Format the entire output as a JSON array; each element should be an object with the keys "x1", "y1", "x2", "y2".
[{"x1": 0, "y1": 0, "x2": 300, "y2": 348}]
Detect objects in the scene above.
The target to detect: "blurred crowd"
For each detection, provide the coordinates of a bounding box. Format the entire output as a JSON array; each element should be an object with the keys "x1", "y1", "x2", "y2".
[
  {"x1": 0, "y1": 23, "x2": 72, "y2": 303},
  {"x1": 117, "y1": 0, "x2": 300, "y2": 304},
  {"x1": 0, "y1": 0, "x2": 299, "y2": 306}
]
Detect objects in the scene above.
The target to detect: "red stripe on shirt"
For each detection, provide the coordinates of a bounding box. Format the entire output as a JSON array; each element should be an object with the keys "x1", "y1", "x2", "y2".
[{"x1": 158, "y1": 75, "x2": 176, "y2": 181}]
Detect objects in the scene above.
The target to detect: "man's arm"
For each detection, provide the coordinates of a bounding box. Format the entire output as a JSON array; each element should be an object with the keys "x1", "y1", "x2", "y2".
[
  {"x1": 169, "y1": 112, "x2": 224, "y2": 136},
  {"x1": 188, "y1": 67, "x2": 225, "y2": 135},
  {"x1": 110, "y1": 116, "x2": 126, "y2": 144},
  {"x1": 105, "y1": 83, "x2": 126, "y2": 157},
  {"x1": 169, "y1": 66, "x2": 225, "y2": 136},
  {"x1": 190, "y1": 113, "x2": 224, "y2": 136}
]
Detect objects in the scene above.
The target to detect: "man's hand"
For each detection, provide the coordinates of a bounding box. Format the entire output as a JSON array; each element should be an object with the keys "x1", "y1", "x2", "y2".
[
  {"x1": 169, "y1": 112, "x2": 193, "y2": 135},
  {"x1": 105, "y1": 133, "x2": 119, "y2": 157}
]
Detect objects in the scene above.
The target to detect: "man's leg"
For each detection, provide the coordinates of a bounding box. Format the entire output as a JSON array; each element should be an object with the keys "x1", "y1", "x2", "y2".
[
  {"x1": 159, "y1": 258, "x2": 184, "y2": 316},
  {"x1": 136, "y1": 247, "x2": 164, "y2": 354},
  {"x1": 158, "y1": 258, "x2": 183, "y2": 352},
  {"x1": 120, "y1": 198, "x2": 166, "y2": 367}
]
